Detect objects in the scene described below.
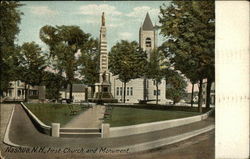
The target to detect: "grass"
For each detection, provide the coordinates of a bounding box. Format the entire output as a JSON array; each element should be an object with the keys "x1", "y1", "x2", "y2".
[
  {"x1": 104, "y1": 107, "x2": 201, "y2": 127},
  {"x1": 25, "y1": 103, "x2": 87, "y2": 126}
]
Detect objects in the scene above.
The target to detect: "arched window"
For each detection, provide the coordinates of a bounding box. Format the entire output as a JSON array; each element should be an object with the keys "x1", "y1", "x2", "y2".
[{"x1": 145, "y1": 37, "x2": 151, "y2": 47}]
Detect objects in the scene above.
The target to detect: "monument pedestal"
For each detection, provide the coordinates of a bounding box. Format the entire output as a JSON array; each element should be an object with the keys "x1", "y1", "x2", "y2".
[{"x1": 89, "y1": 81, "x2": 117, "y2": 104}]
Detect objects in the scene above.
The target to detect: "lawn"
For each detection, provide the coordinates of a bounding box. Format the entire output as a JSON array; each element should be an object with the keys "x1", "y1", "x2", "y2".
[
  {"x1": 104, "y1": 107, "x2": 201, "y2": 127},
  {"x1": 25, "y1": 103, "x2": 87, "y2": 126}
]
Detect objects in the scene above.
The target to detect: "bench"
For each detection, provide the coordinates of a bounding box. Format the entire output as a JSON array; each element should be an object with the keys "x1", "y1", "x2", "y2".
[{"x1": 68, "y1": 104, "x2": 79, "y2": 115}]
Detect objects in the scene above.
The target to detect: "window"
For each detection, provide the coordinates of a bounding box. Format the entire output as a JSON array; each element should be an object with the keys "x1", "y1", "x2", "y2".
[
  {"x1": 127, "y1": 87, "x2": 129, "y2": 96},
  {"x1": 145, "y1": 37, "x2": 151, "y2": 47},
  {"x1": 120, "y1": 87, "x2": 123, "y2": 96},
  {"x1": 154, "y1": 90, "x2": 161, "y2": 96},
  {"x1": 153, "y1": 80, "x2": 156, "y2": 85},
  {"x1": 8, "y1": 89, "x2": 13, "y2": 97},
  {"x1": 116, "y1": 87, "x2": 119, "y2": 96},
  {"x1": 18, "y1": 90, "x2": 21, "y2": 97},
  {"x1": 130, "y1": 87, "x2": 133, "y2": 96}
]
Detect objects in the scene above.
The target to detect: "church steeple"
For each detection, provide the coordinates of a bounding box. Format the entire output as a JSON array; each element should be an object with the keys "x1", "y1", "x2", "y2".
[{"x1": 142, "y1": 12, "x2": 154, "y2": 31}]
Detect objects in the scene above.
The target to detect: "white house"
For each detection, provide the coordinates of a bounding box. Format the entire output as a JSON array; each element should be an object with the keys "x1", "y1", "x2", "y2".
[
  {"x1": 3, "y1": 80, "x2": 39, "y2": 101},
  {"x1": 60, "y1": 84, "x2": 86, "y2": 103}
]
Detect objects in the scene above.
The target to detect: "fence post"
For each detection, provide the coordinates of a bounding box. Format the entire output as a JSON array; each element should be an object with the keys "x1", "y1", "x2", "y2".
[
  {"x1": 101, "y1": 123, "x2": 110, "y2": 138},
  {"x1": 51, "y1": 123, "x2": 60, "y2": 137}
]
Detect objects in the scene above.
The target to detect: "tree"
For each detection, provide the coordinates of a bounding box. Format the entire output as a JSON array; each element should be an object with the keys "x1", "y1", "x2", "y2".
[
  {"x1": 165, "y1": 71, "x2": 187, "y2": 104},
  {"x1": 18, "y1": 42, "x2": 46, "y2": 101},
  {"x1": 42, "y1": 71, "x2": 66, "y2": 100},
  {"x1": 0, "y1": 1, "x2": 23, "y2": 96},
  {"x1": 146, "y1": 49, "x2": 166, "y2": 104},
  {"x1": 78, "y1": 38, "x2": 99, "y2": 85},
  {"x1": 40, "y1": 25, "x2": 90, "y2": 102},
  {"x1": 159, "y1": 1, "x2": 215, "y2": 112},
  {"x1": 109, "y1": 40, "x2": 147, "y2": 103}
]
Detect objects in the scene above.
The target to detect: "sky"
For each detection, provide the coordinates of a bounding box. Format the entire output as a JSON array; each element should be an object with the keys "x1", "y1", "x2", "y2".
[
  {"x1": 16, "y1": 1, "x2": 197, "y2": 92},
  {"x1": 17, "y1": 1, "x2": 170, "y2": 51}
]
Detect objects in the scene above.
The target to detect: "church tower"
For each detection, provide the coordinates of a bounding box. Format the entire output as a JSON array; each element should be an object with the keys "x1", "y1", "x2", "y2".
[
  {"x1": 139, "y1": 12, "x2": 158, "y2": 58},
  {"x1": 139, "y1": 13, "x2": 158, "y2": 100}
]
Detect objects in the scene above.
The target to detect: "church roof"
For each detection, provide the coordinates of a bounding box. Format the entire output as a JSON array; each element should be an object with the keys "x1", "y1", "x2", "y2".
[{"x1": 142, "y1": 13, "x2": 154, "y2": 31}]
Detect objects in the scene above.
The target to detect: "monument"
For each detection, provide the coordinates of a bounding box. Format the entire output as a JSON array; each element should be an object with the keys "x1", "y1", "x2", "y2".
[{"x1": 89, "y1": 12, "x2": 117, "y2": 104}]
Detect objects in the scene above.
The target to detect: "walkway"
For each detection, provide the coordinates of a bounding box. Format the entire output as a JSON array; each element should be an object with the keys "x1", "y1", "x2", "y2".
[
  {"x1": 0, "y1": 104, "x2": 15, "y2": 158},
  {"x1": 62, "y1": 105, "x2": 105, "y2": 128}
]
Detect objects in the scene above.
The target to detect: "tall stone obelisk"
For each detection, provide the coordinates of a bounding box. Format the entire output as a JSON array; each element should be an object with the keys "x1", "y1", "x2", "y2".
[
  {"x1": 99, "y1": 12, "x2": 109, "y2": 83},
  {"x1": 91, "y1": 12, "x2": 117, "y2": 104}
]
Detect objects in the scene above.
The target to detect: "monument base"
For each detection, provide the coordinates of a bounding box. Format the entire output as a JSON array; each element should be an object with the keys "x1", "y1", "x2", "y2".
[
  {"x1": 88, "y1": 98, "x2": 118, "y2": 104},
  {"x1": 88, "y1": 82, "x2": 118, "y2": 104}
]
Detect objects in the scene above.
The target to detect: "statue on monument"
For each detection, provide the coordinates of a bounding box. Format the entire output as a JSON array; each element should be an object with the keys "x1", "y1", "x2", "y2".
[{"x1": 102, "y1": 12, "x2": 105, "y2": 26}]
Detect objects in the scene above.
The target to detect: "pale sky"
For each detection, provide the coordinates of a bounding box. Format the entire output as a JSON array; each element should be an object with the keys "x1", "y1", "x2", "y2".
[
  {"x1": 16, "y1": 1, "x2": 197, "y2": 92},
  {"x1": 17, "y1": 1, "x2": 169, "y2": 51}
]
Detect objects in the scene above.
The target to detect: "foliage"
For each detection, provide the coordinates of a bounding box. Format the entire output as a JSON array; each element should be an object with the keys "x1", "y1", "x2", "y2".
[
  {"x1": 78, "y1": 38, "x2": 99, "y2": 85},
  {"x1": 109, "y1": 40, "x2": 147, "y2": 83},
  {"x1": 159, "y1": 1, "x2": 215, "y2": 111},
  {"x1": 17, "y1": 42, "x2": 46, "y2": 101},
  {"x1": 0, "y1": 1, "x2": 23, "y2": 94},
  {"x1": 18, "y1": 42, "x2": 47, "y2": 86},
  {"x1": 109, "y1": 40, "x2": 147, "y2": 102},
  {"x1": 40, "y1": 25, "x2": 91, "y2": 101},
  {"x1": 42, "y1": 71, "x2": 67, "y2": 100},
  {"x1": 165, "y1": 71, "x2": 187, "y2": 104},
  {"x1": 146, "y1": 49, "x2": 166, "y2": 104}
]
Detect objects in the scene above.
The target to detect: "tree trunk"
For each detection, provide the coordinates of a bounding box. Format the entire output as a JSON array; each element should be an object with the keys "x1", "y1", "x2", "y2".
[
  {"x1": 156, "y1": 82, "x2": 159, "y2": 105},
  {"x1": 123, "y1": 82, "x2": 126, "y2": 103},
  {"x1": 198, "y1": 79, "x2": 203, "y2": 113},
  {"x1": 24, "y1": 83, "x2": 28, "y2": 102},
  {"x1": 206, "y1": 78, "x2": 212, "y2": 109},
  {"x1": 69, "y1": 82, "x2": 73, "y2": 103},
  {"x1": 191, "y1": 83, "x2": 194, "y2": 107}
]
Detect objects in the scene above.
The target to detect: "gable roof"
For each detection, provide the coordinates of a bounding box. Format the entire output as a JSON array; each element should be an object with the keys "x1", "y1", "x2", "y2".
[{"x1": 142, "y1": 13, "x2": 154, "y2": 31}]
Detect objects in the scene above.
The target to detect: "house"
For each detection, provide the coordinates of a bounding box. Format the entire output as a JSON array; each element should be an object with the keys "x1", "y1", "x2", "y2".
[
  {"x1": 3, "y1": 80, "x2": 39, "y2": 101},
  {"x1": 60, "y1": 84, "x2": 86, "y2": 103}
]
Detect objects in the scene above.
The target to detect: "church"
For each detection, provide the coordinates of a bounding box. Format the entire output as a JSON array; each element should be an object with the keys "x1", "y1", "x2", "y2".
[
  {"x1": 89, "y1": 12, "x2": 168, "y2": 104},
  {"x1": 109, "y1": 13, "x2": 167, "y2": 104}
]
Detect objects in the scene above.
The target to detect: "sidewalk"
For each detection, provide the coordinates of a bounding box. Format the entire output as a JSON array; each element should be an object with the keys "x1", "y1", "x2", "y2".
[
  {"x1": 62, "y1": 105, "x2": 106, "y2": 128},
  {"x1": 0, "y1": 104, "x2": 15, "y2": 158}
]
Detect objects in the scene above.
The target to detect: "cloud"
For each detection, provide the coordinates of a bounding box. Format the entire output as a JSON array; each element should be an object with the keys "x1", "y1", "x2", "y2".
[
  {"x1": 126, "y1": 6, "x2": 160, "y2": 20},
  {"x1": 28, "y1": 6, "x2": 57, "y2": 15},
  {"x1": 108, "y1": 23, "x2": 123, "y2": 28},
  {"x1": 119, "y1": 32, "x2": 133, "y2": 40},
  {"x1": 79, "y1": 4, "x2": 122, "y2": 16},
  {"x1": 84, "y1": 18, "x2": 99, "y2": 24}
]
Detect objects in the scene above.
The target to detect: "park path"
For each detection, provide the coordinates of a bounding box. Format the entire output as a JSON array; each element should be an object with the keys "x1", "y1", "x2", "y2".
[{"x1": 62, "y1": 105, "x2": 106, "y2": 128}]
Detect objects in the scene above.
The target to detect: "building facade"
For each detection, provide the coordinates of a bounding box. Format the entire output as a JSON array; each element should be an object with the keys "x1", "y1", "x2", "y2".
[
  {"x1": 3, "y1": 81, "x2": 39, "y2": 101},
  {"x1": 60, "y1": 84, "x2": 86, "y2": 103},
  {"x1": 110, "y1": 13, "x2": 167, "y2": 104}
]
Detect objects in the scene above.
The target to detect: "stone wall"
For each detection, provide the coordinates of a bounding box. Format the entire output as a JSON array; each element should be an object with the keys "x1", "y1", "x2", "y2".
[{"x1": 109, "y1": 109, "x2": 213, "y2": 138}]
